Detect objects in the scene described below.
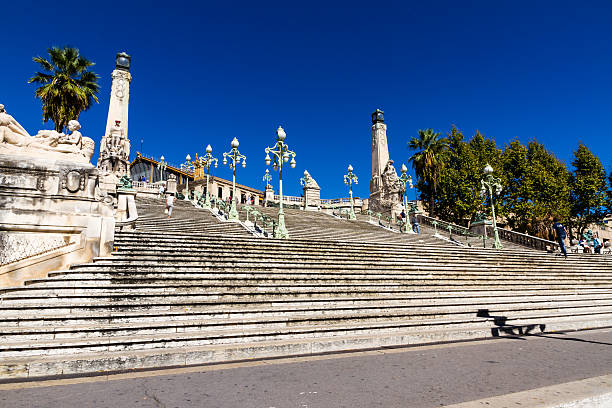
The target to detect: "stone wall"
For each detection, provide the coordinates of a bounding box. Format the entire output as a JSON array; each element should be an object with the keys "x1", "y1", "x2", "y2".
[{"x1": 0, "y1": 153, "x2": 115, "y2": 287}]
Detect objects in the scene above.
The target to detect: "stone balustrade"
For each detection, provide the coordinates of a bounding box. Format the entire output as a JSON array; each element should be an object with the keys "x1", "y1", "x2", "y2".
[{"x1": 494, "y1": 227, "x2": 559, "y2": 251}]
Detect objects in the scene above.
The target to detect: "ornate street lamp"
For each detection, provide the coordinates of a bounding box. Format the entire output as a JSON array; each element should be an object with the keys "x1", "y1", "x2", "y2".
[
  {"x1": 262, "y1": 168, "x2": 272, "y2": 188},
  {"x1": 481, "y1": 163, "x2": 503, "y2": 249},
  {"x1": 157, "y1": 155, "x2": 167, "y2": 182},
  {"x1": 180, "y1": 154, "x2": 194, "y2": 200},
  {"x1": 199, "y1": 144, "x2": 218, "y2": 209},
  {"x1": 343, "y1": 164, "x2": 358, "y2": 220},
  {"x1": 223, "y1": 137, "x2": 246, "y2": 220},
  {"x1": 398, "y1": 164, "x2": 413, "y2": 233},
  {"x1": 265, "y1": 126, "x2": 296, "y2": 238}
]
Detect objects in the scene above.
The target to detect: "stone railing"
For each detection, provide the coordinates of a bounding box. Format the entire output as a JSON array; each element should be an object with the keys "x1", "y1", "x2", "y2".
[
  {"x1": 493, "y1": 228, "x2": 558, "y2": 251},
  {"x1": 132, "y1": 181, "x2": 163, "y2": 195},
  {"x1": 273, "y1": 194, "x2": 303, "y2": 204},
  {"x1": 419, "y1": 214, "x2": 559, "y2": 251}
]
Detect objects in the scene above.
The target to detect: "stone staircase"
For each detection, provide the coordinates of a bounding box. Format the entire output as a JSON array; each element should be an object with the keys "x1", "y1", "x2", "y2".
[{"x1": 1, "y1": 198, "x2": 612, "y2": 379}]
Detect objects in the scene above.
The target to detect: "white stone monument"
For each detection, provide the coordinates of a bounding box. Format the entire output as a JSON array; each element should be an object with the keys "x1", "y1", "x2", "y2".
[
  {"x1": 301, "y1": 170, "x2": 321, "y2": 211},
  {"x1": 97, "y1": 52, "x2": 132, "y2": 186},
  {"x1": 0, "y1": 104, "x2": 115, "y2": 288},
  {"x1": 368, "y1": 109, "x2": 403, "y2": 217}
]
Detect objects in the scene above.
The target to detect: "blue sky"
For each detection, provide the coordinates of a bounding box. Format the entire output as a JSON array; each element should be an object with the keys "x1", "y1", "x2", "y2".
[{"x1": 2, "y1": 1, "x2": 611, "y2": 198}]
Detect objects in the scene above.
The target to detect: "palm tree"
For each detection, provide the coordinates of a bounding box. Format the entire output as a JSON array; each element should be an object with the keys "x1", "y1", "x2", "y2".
[
  {"x1": 408, "y1": 128, "x2": 447, "y2": 216},
  {"x1": 28, "y1": 47, "x2": 100, "y2": 133}
]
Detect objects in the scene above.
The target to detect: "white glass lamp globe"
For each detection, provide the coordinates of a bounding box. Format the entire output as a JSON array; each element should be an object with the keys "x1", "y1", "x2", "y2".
[
  {"x1": 160, "y1": 155, "x2": 164, "y2": 161},
  {"x1": 401, "y1": 164, "x2": 407, "y2": 173},
  {"x1": 186, "y1": 154, "x2": 191, "y2": 162},
  {"x1": 277, "y1": 126, "x2": 286, "y2": 141},
  {"x1": 290, "y1": 157, "x2": 296, "y2": 168},
  {"x1": 483, "y1": 164, "x2": 493, "y2": 175},
  {"x1": 206, "y1": 144, "x2": 212, "y2": 154},
  {"x1": 348, "y1": 164, "x2": 353, "y2": 172},
  {"x1": 231, "y1": 137, "x2": 239, "y2": 149},
  {"x1": 265, "y1": 154, "x2": 271, "y2": 166}
]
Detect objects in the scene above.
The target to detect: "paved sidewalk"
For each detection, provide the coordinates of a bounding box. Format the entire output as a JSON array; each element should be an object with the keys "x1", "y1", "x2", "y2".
[{"x1": 1, "y1": 329, "x2": 611, "y2": 408}]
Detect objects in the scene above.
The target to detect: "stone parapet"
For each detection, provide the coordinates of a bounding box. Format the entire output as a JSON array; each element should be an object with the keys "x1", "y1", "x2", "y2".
[{"x1": 0, "y1": 153, "x2": 114, "y2": 287}]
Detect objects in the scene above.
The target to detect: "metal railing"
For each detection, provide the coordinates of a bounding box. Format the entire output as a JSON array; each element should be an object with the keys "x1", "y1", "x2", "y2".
[{"x1": 418, "y1": 214, "x2": 487, "y2": 247}]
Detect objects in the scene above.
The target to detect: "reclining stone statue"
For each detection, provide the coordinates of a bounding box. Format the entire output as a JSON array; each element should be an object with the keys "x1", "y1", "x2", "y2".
[{"x1": 0, "y1": 104, "x2": 95, "y2": 163}]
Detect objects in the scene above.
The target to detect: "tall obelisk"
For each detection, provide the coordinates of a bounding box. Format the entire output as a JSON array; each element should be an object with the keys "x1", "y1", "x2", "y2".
[
  {"x1": 369, "y1": 109, "x2": 402, "y2": 216},
  {"x1": 370, "y1": 109, "x2": 389, "y2": 196},
  {"x1": 97, "y1": 52, "x2": 132, "y2": 177}
]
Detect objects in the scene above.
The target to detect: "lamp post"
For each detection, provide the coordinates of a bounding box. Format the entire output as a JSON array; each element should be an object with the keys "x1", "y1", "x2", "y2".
[
  {"x1": 223, "y1": 137, "x2": 246, "y2": 221},
  {"x1": 265, "y1": 126, "x2": 296, "y2": 238},
  {"x1": 180, "y1": 154, "x2": 194, "y2": 200},
  {"x1": 344, "y1": 164, "x2": 358, "y2": 220},
  {"x1": 481, "y1": 163, "x2": 503, "y2": 249},
  {"x1": 199, "y1": 144, "x2": 218, "y2": 209},
  {"x1": 398, "y1": 164, "x2": 413, "y2": 233},
  {"x1": 157, "y1": 155, "x2": 167, "y2": 182},
  {"x1": 263, "y1": 168, "x2": 272, "y2": 188}
]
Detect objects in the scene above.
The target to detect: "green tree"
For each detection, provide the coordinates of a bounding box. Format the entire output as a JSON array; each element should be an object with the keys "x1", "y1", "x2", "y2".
[
  {"x1": 570, "y1": 143, "x2": 608, "y2": 237},
  {"x1": 499, "y1": 140, "x2": 571, "y2": 238},
  {"x1": 28, "y1": 46, "x2": 100, "y2": 132},
  {"x1": 408, "y1": 128, "x2": 447, "y2": 216},
  {"x1": 434, "y1": 127, "x2": 500, "y2": 224}
]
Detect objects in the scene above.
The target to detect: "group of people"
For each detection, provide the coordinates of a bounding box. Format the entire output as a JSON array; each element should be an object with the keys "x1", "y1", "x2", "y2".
[
  {"x1": 552, "y1": 218, "x2": 607, "y2": 258},
  {"x1": 399, "y1": 210, "x2": 420, "y2": 234}
]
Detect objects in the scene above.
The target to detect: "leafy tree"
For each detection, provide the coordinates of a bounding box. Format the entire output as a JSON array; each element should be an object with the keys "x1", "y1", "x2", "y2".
[
  {"x1": 570, "y1": 143, "x2": 608, "y2": 237},
  {"x1": 408, "y1": 128, "x2": 447, "y2": 216},
  {"x1": 28, "y1": 46, "x2": 100, "y2": 132},
  {"x1": 434, "y1": 127, "x2": 500, "y2": 224},
  {"x1": 499, "y1": 140, "x2": 571, "y2": 238}
]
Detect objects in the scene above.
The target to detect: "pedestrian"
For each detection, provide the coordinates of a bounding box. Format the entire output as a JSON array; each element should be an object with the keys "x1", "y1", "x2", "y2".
[
  {"x1": 158, "y1": 184, "x2": 165, "y2": 199},
  {"x1": 593, "y1": 234, "x2": 602, "y2": 254},
  {"x1": 552, "y1": 217, "x2": 568, "y2": 258},
  {"x1": 412, "y1": 215, "x2": 420, "y2": 234},
  {"x1": 166, "y1": 193, "x2": 175, "y2": 219}
]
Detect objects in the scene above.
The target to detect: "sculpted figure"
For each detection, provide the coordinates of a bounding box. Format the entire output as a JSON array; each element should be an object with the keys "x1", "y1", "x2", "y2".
[
  {"x1": 0, "y1": 104, "x2": 32, "y2": 145},
  {"x1": 381, "y1": 160, "x2": 401, "y2": 202},
  {"x1": 0, "y1": 104, "x2": 94, "y2": 163}
]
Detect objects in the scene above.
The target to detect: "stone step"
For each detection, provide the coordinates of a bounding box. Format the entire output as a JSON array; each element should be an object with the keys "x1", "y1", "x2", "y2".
[
  {"x1": 3, "y1": 296, "x2": 611, "y2": 327},
  {"x1": 3, "y1": 293, "x2": 612, "y2": 314},
  {"x1": 0, "y1": 323, "x2": 546, "y2": 379},
  {"x1": 19, "y1": 274, "x2": 612, "y2": 289},
  {"x1": 4, "y1": 281, "x2": 612, "y2": 298},
  {"x1": 3, "y1": 304, "x2": 612, "y2": 344},
  {"x1": 2, "y1": 312, "x2": 611, "y2": 360}
]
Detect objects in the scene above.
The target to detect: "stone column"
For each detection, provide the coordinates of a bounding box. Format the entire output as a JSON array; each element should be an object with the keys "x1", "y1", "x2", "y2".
[
  {"x1": 97, "y1": 52, "x2": 132, "y2": 184},
  {"x1": 370, "y1": 109, "x2": 389, "y2": 199}
]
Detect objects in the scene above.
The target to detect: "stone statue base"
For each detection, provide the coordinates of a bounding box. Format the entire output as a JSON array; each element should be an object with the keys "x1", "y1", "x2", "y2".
[
  {"x1": 0, "y1": 153, "x2": 115, "y2": 287},
  {"x1": 368, "y1": 194, "x2": 403, "y2": 219}
]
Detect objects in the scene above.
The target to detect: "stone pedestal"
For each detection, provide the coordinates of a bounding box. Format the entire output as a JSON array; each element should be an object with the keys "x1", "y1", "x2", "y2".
[
  {"x1": 303, "y1": 186, "x2": 320, "y2": 211},
  {"x1": 166, "y1": 174, "x2": 177, "y2": 195},
  {"x1": 470, "y1": 219, "x2": 492, "y2": 237},
  {"x1": 0, "y1": 153, "x2": 115, "y2": 287},
  {"x1": 264, "y1": 185, "x2": 274, "y2": 205},
  {"x1": 116, "y1": 189, "x2": 137, "y2": 222}
]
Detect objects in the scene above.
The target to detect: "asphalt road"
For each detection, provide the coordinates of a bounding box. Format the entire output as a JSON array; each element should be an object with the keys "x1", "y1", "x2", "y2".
[{"x1": 2, "y1": 329, "x2": 612, "y2": 408}]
